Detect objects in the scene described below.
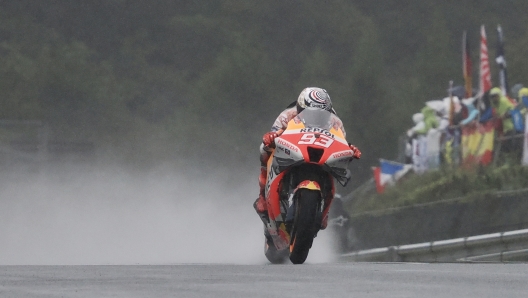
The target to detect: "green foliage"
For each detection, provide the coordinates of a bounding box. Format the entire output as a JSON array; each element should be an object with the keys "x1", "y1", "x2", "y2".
[
  {"x1": 348, "y1": 164, "x2": 528, "y2": 215},
  {"x1": 0, "y1": 14, "x2": 135, "y2": 143},
  {"x1": 414, "y1": 6, "x2": 458, "y2": 99},
  {"x1": 0, "y1": 1, "x2": 527, "y2": 174}
]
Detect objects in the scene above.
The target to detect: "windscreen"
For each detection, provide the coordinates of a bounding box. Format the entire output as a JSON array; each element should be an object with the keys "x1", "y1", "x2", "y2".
[{"x1": 297, "y1": 107, "x2": 333, "y2": 130}]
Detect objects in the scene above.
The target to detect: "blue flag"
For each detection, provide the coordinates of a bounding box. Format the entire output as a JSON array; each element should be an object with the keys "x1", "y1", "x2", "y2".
[{"x1": 377, "y1": 159, "x2": 412, "y2": 192}]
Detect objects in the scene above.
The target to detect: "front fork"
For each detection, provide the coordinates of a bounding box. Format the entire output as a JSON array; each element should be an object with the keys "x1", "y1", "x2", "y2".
[
  {"x1": 266, "y1": 170, "x2": 335, "y2": 249},
  {"x1": 285, "y1": 180, "x2": 322, "y2": 223},
  {"x1": 285, "y1": 178, "x2": 336, "y2": 233}
]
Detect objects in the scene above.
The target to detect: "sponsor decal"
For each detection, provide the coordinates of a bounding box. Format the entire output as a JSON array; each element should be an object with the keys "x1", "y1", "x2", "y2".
[
  {"x1": 310, "y1": 103, "x2": 326, "y2": 109},
  {"x1": 303, "y1": 89, "x2": 330, "y2": 110},
  {"x1": 297, "y1": 180, "x2": 321, "y2": 190},
  {"x1": 298, "y1": 133, "x2": 334, "y2": 148},
  {"x1": 332, "y1": 151, "x2": 353, "y2": 159},
  {"x1": 285, "y1": 148, "x2": 290, "y2": 155},
  {"x1": 276, "y1": 138, "x2": 299, "y2": 152},
  {"x1": 299, "y1": 127, "x2": 335, "y2": 139}
]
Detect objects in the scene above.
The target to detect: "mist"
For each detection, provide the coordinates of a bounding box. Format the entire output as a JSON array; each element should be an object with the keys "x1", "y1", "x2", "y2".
[{"x1": 0, "y1": 164, "x2": 336, "y2": 265}]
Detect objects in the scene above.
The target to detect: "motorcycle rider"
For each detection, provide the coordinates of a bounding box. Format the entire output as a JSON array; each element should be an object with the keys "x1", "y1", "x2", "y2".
[{"x1": 254, "y1": 87, "x2": 361, "y2": 229}]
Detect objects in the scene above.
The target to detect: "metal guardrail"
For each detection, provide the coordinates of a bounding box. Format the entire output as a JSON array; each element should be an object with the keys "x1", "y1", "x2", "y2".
[{"x1": 340, "y1": 228, "x2": 528, "y2": 262}]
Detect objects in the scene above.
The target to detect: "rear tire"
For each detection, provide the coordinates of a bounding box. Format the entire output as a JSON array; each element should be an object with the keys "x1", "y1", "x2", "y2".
[{"x1": 289, "y1": 189, "x2": 321, "y2": 264}]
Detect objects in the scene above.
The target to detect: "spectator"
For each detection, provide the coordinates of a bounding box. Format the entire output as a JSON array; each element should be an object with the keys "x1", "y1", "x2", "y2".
[
  {"x1": 421, "y1": 105, "x2": 439, "y2": 133},
  {"x1": 440, "y1": 96, "x2": 462, "y2": 166},
  {"x1": 490, "y1": 87, "x2": 516, "y2": 135},
  {"x1": 490, "y1": 87, "x2": 520, "y2": 160},
  {"x1": 509, "y1": 87, "x2": 528, "y2": 134},
  {"x1": 407, "y1": 105, "x2": 441, "y2": 137},
  {"x1": 448, "y1": 85, "x2": 466, "y2": 99},
  {"x1": 511, "y1": 83, "x2": 524, "y2": 102},
  {"x1": 426, "y1": 99, "x2": 448, "y2": 130},
  {"x1": 477, "y1": 91, "x2": 494, "y2": 123},
  {"x1": 460, "y1": 97, "x2": 479, "y2": 126},
  {"x1": 442, "y1": 96, "x2": 462, "y2": 127},
  {"x1": 519, "y1": 87, "x2": 528, "y2": 108}
]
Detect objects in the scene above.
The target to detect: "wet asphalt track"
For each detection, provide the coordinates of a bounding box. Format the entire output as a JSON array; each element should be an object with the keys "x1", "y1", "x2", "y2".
[{"x1": 1, "y1": 262, "x2": 527, "y2": 298}]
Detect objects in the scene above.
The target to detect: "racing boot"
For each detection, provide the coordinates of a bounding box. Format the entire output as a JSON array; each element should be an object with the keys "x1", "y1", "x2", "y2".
[{"x1": 253, "y1": 166, "x2": 269, "y2": 225}]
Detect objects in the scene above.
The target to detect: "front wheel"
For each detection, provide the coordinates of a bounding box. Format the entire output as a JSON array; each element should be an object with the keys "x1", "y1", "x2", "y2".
[{"x1": 289, "y1": 189, "x2": 321, "y2": 264}]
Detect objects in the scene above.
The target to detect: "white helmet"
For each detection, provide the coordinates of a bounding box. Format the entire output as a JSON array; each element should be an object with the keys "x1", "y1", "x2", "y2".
[{"x1": 296, "y1": 87, "x2": 332, "y2": 112}]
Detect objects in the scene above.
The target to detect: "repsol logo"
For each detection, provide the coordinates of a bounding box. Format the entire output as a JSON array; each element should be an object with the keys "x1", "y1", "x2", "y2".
[
  {"x1": 300, "y1": 128, "x2": 334, "y2": 138},
  {"x1": 276, "y1": 139, "x2": 299, "y2": 152},
  {"x1": 332, "y1": 151, "x2": 353, "y2": 159}
]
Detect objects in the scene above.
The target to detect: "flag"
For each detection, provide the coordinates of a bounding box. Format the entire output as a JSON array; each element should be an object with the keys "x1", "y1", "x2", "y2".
[
  {"x1": 477, "y1": 25, "x2": 493, "y2": 122},
  {"x1": 372, "y1": 167, "x2": 383, "y2": 193},
  {"x1": 479, "y1": 25, "x2": 492, "y2": 95},
  {"x1": 462, "y1": 30, "x2": 473, "y2": 98},
  {"x1": 495, "y1": 25, "x2": 509, "y2": 97},
  {"x1": 461, "y1": 120, "x2": 495, "y2": 166},
  {"x1": 448, "y1": 80, "x2": 455, "y2": 125},
  {"x1": 373, "y1": 159, "x2": 413, "y2": 193}
]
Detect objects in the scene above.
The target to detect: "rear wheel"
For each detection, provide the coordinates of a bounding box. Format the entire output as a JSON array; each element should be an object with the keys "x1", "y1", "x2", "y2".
[{"x1": 289, "y1": 189, "x2": 321, "y2": 264}]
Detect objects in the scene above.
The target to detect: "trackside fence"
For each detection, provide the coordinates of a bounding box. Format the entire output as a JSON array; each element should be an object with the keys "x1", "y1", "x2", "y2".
[{"x1": 340, "y1": 228, "x2": 528, "y2": 262}]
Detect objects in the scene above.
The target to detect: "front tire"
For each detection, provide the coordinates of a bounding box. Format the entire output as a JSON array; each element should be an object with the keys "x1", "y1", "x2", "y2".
[{"x1": 289, "y1": 189, "x2": 321, "y2": 264}]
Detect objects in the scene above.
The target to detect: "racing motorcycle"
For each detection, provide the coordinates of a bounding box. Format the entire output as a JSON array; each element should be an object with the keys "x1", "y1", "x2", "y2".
[{"x1": 261, "y1": 107, "x2": 356, "y2": 264}]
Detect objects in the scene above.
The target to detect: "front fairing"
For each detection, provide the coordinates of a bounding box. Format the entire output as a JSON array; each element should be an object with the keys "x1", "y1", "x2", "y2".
[{"x1": 271, "y1": 108, "x2": 354, "y2": 186}]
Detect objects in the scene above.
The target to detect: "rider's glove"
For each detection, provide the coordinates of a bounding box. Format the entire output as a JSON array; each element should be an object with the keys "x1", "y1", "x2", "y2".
[
  {"x1": 349, "y1": 144, "x2": 361, "y2": 159},
  {"x1": 262, "y1": 131, "x2": 279, "y2": 147}
]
